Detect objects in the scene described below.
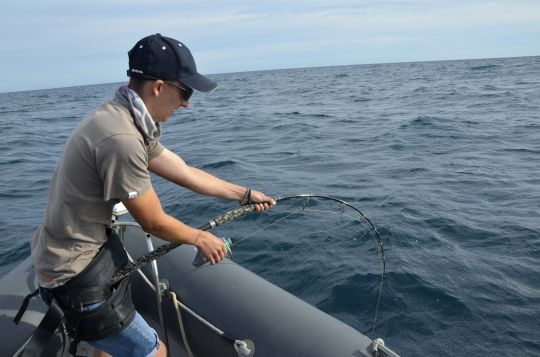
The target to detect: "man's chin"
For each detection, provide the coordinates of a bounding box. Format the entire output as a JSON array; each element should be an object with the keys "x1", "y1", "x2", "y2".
[{"x1": 155, "y1": 116, "x2": 171, "y2": 123}]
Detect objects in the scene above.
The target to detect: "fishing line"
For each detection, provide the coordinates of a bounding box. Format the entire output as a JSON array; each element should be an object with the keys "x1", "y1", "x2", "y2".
[
  {"x1": 224, "y1": 195, "x2": 386, "y2": 334},
  {"x1": 232, "y1": 208, "x2": 305, "y2": 246}
]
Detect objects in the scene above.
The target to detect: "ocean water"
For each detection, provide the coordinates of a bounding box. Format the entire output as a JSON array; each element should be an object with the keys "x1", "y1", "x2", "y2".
[{"x1": 1, "y1": 56, "x2": 539, "y2": 355}]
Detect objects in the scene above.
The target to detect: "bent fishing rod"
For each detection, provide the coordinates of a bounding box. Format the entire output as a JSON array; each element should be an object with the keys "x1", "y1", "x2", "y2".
[{"x1": 109, "y1": 194, "x2": 385, "y2": 287}]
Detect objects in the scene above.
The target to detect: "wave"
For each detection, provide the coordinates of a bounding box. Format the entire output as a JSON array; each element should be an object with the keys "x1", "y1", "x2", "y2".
[
  {"x1": 352, "y1": 97, "x2": 371, "y2": 102},
  {"x1": 413, "y1": 86, "x2": 429, "y2": 93},
  {"x1": 399, "y1": 115, "x2": 442, "y2": 128},
  {"x1": 199, "y1": 159, "x2": 239, "y2": 169},
  {"x1": 274, "y1": 111, "x2": 333, "y2": 118},
  {"x1": 0, "y1": 241, "x2": 29, "y2": 266},
  {"x1": 500, "y1": 147, "x2": 540, "y2": 155},
  {"x1": 317, "y1": 270, "x2": 472, "y2": 325},
  {"x1": 469, "y1": 64, "x2": 499, "y2": 71}
]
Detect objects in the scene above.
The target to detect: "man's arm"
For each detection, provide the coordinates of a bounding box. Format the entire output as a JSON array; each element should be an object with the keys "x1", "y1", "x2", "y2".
[
  {"x1": 122, "y1": 186, "x2": 227, "y2": 264},
  {"x1": 148, "y1": 148, "x2": 275, "y2": 211}
]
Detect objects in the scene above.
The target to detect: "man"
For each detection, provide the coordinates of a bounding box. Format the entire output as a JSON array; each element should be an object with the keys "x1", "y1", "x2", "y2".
[{"x1": 29, "y1": 34, "x2": 275, "y2": 356}]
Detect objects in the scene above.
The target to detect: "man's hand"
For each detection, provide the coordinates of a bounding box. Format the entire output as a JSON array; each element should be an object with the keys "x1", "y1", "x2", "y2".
[
  {"x1": 194, "y1": 231, "x2": 228, "y2": 264},
  {"x1": 248, "y1": 189, "x2": 276, "y2": 213}
]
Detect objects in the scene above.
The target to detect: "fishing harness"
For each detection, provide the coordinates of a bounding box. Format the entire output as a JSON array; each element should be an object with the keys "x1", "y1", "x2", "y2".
[{"x1": 13, "y1": 229, "x2": 136, "y2": 356}]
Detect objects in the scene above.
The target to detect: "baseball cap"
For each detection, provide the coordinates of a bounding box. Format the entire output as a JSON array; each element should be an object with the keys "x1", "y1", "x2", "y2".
[{"x1": 127, "y1": 34, "x2": 217, "y2": 92}]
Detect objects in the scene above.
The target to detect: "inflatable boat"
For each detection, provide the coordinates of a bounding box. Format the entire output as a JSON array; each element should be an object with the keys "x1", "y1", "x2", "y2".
[{"x1": 1, "y1": 202, "x2": 399, "y2": 356}]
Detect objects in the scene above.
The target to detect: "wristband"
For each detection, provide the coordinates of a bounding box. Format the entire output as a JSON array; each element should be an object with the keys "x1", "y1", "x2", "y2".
[{"x1": 239, "y1": 188, "x2": 251, "y2": 206}]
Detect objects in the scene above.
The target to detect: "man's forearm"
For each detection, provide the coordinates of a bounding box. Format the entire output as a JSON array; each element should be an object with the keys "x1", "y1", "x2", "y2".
[
  {"x1": 122, "y1": 186, "x2": 228, "y2": 264},
  {"x1": 186, "y1": 167, "x2": 246, "y2": 200},
  {"x1": 149, "y1": 148, "x2": 247, "y2": 201},
  {"x1": 142, "y1": 212, "x2": 202, "y2": 245}
]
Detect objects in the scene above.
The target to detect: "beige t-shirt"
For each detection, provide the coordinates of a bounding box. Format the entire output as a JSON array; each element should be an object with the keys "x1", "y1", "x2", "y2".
[{"x1": 31, "y1": 99, "x2": 164, "y2": 288}]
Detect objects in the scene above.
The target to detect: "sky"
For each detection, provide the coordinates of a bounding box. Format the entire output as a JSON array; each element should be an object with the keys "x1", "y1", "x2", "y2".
[{"x1": 0, "y1": 0, "x2": 539, "y2": 93}]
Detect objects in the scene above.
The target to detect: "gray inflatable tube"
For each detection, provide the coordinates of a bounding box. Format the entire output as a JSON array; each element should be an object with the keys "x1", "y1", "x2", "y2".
[{"x1": 0, "y1": 224, "x2": 399, "y2": 357}]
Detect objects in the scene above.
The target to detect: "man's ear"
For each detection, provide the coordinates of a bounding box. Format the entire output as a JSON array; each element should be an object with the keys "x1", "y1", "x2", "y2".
[{"x1": 151, "y1": 80, "x2": 166, "y2": 97}]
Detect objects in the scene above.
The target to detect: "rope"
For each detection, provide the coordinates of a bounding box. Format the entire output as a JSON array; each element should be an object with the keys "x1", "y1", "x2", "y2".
[
  {"x1": 125, "y1": 251, "x2": 227, "y2": 336},
  {"x1": 170, "y1": 291, "x2": 194, "y2": 357},
  {"x1": 125, "y1": 252, "x2": 246, "y2": 355}
]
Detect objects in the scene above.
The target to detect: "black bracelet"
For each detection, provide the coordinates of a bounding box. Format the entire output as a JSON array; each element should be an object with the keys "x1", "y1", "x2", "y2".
[{"x1": 239, "y1": 188, "x2": 251, "y2": 206}]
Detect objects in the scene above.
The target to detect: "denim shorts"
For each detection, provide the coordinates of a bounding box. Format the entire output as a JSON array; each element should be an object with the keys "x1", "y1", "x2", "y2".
[
  {"x1": 82, "y1": 301, "x2": 160, "y2": 357},
  {"x1": 40, "y1": 289, "x2": 160, "y2": 357}
]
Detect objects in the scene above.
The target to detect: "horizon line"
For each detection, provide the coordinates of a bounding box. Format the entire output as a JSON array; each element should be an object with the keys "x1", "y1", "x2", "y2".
[{"x1": 2, "y1": 54, "x2": 538, "y2": 95}]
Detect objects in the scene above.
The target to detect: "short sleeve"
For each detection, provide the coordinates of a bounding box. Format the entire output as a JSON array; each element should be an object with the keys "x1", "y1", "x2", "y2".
[
  {"x1": 95, "y1": 134, "x2": 152, "y2": 201},
  {"x1": 147, "y1": 139, "x2": 165, "y2": 161}
]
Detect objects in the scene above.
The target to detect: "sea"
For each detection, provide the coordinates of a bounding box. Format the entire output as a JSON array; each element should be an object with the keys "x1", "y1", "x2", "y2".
[{"x1": 0, "y1": 56, "x2": 539, "y2": 356}]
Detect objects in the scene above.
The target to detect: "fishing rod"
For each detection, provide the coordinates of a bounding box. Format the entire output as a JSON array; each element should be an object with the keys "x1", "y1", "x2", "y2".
[
  {"x1": 110, "y1": 194, "x2": 385, "y2": 287},
  {"x1": 108, "y1": 194, "x2": 386, "y2": 332},
  {"x1": 109, "y1": 203, "x2": 256, "y2": 286}
]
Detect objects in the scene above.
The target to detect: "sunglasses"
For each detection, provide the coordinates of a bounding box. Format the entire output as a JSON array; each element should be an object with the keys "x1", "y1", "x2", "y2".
[
  {"x1": 164, "y1": 81, "x2": 193, "y2": 101},
  {"x1": 138, "y1": 75, "x2": 193, "y2": 101}
]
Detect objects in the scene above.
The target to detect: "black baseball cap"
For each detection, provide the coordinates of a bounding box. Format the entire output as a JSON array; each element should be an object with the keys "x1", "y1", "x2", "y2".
[{"x1": 127, "y1": 34, "x2": 217, "y2": 92}]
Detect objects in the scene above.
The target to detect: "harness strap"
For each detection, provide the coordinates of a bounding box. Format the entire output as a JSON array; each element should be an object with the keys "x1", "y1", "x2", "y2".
[
  {"x1": 13, "y1": 288, "x2": 40, "y2": 325},
  {"x1": 52, "y1": 286, "x2": 110, "y2": 309},
  {"x1": 19, "y1": 298, "x2": 65, "y2": 357},
  {"x1": 68, "y1": 310, "x2": 83, "y2": 357}
]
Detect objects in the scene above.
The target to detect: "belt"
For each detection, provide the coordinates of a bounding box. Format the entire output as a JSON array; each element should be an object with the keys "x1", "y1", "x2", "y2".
[{"x1": 50, "y1": 285, "x2": 112, "y2": 309}]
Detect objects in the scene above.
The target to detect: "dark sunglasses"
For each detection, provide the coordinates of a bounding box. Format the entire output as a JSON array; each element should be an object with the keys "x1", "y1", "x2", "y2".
[
  {"x1": 137, "y1": 75, "x2": 193, "y2": 101},
  {"x1": 164, "y1": 81, "x2": 193, "y2": 101}
]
